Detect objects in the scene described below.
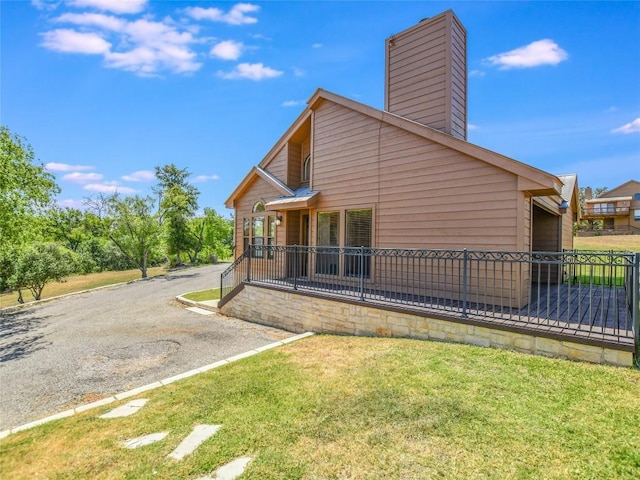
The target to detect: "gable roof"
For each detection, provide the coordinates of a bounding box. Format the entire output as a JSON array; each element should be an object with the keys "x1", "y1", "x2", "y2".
[
  {"x1": 600, "y1": 179, "x2": 640, "y2": 198},
  {"x1": 225, "y1": 166, "x2": 293, "y2": 208},
  {"x1": 226, "y1": 87, "x2": 563, "y2": 208}
]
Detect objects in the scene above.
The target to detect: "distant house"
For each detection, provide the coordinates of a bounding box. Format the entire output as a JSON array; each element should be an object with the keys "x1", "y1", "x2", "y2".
[
  {"x1": 224, "y1": 10, "x2": 579, "y2": 307},
  {"x1": 581, "y1": 180, "x2": 640, "y2": 234}
]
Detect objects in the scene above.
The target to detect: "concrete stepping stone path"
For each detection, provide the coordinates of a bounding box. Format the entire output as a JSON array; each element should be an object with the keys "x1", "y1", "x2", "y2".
[
  {"x1": 99, "y1": 399, "x2": 148, "y2": 418},
  {"x1": 196, "y1": 457, "x2": 253, "y2": 480},
  {"x1": 167, "y1": 424, "x2": 222, "y2": 460},
  {"x1": 123, "y1": 432, "x2": 169, "y2": 449}
]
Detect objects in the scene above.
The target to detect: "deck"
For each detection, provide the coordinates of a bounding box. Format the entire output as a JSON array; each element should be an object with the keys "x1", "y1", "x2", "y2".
[{"x1": 248, "y1": 278, "x2": 635, "y2": 348}]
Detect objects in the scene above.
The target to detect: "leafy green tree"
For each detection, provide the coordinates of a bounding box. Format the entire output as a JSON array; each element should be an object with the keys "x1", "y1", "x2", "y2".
[
  {"x1": 10, "y1": 242, "x2": 77, "y2": 302},
  {"x1": 154, "y1": 164, "x2": 199, "y2": 266},
  {"x1": 0, "y1": 126, "x2": 60, "y2": 289},
  {"x1": 45, "y1": 206, "x2": 90, "y2": 252},
  {"x1": 190, "y1": 208, "x2": 233, "y2": 262},
  {"x1": 107, "y1": 195, "x2": 163, "y2": 278}
]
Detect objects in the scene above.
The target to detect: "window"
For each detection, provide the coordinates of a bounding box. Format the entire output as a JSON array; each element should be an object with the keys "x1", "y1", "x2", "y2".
[
  {"x1": 316, "y1": 211, "x2": 339, "y2": 275},
  {"x1": 267, "y1": 215, "x2": 276, "y2": 259},
  {"x1": 634, "y1": 193, "x2": 640, "y2": 201},
  {"x1": 635, "y1": 209, "x2": 640, "y2": 221},
  {"x1": 252, "y1": 216, "x2": 265, "y2": 258},
  {"x1": 242, "y1": 201, "x2": 274, "y2": 259},
  {"x1": 593, "y1": 203, "x2": 615, "y2": 214},
  {"x1": 243, "y1": 218, "x2": 250, "y2": 253},
  {"x1": 302, "y1": 154, "x2": 311, "y2": 183},
  {"x1": 345, "y1": 208, "x2": 372, "y2": 277}
]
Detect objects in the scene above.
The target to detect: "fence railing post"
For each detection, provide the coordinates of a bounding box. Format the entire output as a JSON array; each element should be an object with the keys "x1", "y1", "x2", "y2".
[
  {"x1": 633, "y1": 253, "x2": 639, "y2": 353},
  {"x1": 359, "y1": 246, "x2": 365, "y2": 301},
  {"x1": 293, "y1": 245, "x2": 298, "y2": 290},
  {"x1": 462, "y1": 248, "x2": 468, "y2": 318},
  {"x1": 220, "y1": 272, "x2": 223, "y2": 301},
  {"x1": 246, "y1": 246, "x2": 252, "y2": 282}
]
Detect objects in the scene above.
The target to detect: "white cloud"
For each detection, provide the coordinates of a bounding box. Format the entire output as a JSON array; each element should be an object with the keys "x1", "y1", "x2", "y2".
[
  {"x1": 210, "y1": 40, "x2": 243, "y2": 60},
  {"x1": 184, "y1": 3, "x2": 260, "y2": 25},
  {"x1": 32, "y1": 0, "x2": 60, "y2": 11},
  {"x1": 66, "y1": 0, "x2": 148, "y2": 14},
  {"x1": 486, "y1": 39, "x2": 568, "y2": 69},
  {"x1": 293, "y1": 67, "x2": 305, "y2": 77},
  {"x1": 46, "y1": 14, "x2": 202, "y2": 75},
  {"x1": 84, "y1": 182, "x2": 136, "y2": 194},
  {"x1": 122, "y1": 170, "x2": 155, "y2": 182},
  {"x1": 55, "y1": 12, "x2": 126, "y2": 30},
  {"x1": 612, "y1": 117, "x2": 640, "y2": 134},
  {"x1": 192, "y1": 174, "x2": 220, "y2": 183},
  {"x1": 218, "y1": 62, "x2": 283, "y2": 80},
  {"x1": 46, "y1": 162, "x2": 94, "y2": 172},
  {"x1": 62, "y1": 172, "x2": 104, "y2": 183},
  {"x1": 41, "y1": 29, "x2": 111, "y2": 54},
  {"x1": 469, "y1": 69, "x2": 485, "y2": 77},
  {"x1": 57, "y1": 198, "x2": 87, "y2": 209},
  {"x1": 467, "y1": 123, "x2": 478, "y2": 131},
  {"x1": 282, "y1": 100, "x2": 304, "y2": 107}
]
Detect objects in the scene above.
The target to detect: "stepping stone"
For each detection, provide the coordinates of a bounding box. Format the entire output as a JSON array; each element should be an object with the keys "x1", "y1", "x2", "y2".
[
  {"x1": 123, "y1": 432, "x2": 168, "y2": 449},
  {"x1": 99, "y1": 399, "x2": 148, "y2": 418},
  {"x1": 196, "y1": 457, "x2": 253, "y2": 480},
  {"x1": 186, "y1": 306, "x2": 214, "y2": 316},
  {"x1": 168, "y1": 424, "x2": 221, "y2": 460}
]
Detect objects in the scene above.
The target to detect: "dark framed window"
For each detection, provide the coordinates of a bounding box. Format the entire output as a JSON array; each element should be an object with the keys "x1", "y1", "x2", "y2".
[
  {"x1": 316, "y1": 211, "x2": 339, "y2": 275},
  {"x1": 344, "y1": 208, "x2": 372, "y2": 277}
]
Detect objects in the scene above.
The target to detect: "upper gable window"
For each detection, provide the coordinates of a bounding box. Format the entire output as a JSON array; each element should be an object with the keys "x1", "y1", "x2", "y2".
[
  {"x1": 252, "y1": 201, "x2": 266, "y2": 213},
  {"x1": 302, "y1": 154, "x2": 311, "y2": 183}
]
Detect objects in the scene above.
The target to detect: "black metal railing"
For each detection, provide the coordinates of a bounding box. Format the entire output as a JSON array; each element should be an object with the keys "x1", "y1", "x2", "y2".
[{"x1": 220, "y1": 246, "x2": 639, "y2": 346}]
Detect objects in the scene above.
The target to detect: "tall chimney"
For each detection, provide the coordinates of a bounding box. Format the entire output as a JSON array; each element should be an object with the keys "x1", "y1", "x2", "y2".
[
  {"x1": 385, "y1": 10, "x2": 467, "y2": 140},
  {"x1": 585, "y1": 187, "x2": 592, "y2": 200}
]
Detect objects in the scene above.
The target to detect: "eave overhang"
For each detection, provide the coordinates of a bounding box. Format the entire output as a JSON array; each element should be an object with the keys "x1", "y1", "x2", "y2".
[{"x1": 225, "y1": 166, "x2": 294, "y2": 209}]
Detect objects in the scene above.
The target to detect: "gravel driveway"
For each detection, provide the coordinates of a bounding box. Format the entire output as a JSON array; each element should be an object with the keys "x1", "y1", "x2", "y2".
[{"x1": 0, "y1": 265, "x2": 292, "y2": 430}]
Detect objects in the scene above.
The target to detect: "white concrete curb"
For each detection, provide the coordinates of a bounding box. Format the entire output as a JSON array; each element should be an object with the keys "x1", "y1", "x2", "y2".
[{"x1": 0, "y1": 332, "x2": 315, "y2": 439}]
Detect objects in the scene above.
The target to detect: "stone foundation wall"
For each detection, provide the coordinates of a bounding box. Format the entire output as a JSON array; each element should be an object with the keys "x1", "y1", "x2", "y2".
[{"x1": 220, "y1": 285, "x2": 634, "y2": 367}]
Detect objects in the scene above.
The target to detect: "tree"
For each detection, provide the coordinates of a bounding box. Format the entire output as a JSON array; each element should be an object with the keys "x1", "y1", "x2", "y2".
[
  {"x1": 107, "y1": 195, "x2": 162, "y2": 278},
  {"x1": 10, "y1": 243, "x2": 77, "y2": 302},
  {"x1": 0, "y1": 126, "x2": 60, "y2": 289},
  {"x1": 154, "y1": 164, "x2": 200, "y2": 266},
  {"x1": 190, "y1": 208, "x2": 233, "y2": 262},
  {"x1": 45, "y1": 206, "x2": 90, "y2": 252}
]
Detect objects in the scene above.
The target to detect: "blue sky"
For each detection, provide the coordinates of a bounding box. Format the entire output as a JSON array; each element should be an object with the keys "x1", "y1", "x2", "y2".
[{"x1": 2, "y1": 0, "x2": 639, "y2": 215}]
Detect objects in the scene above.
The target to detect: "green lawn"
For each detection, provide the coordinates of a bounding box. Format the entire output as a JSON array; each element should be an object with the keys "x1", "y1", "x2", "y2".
[
  {"x1": 573, "y1": 234, "x2": 640, "y2": 252},
  {"x1": 181, "y1": 288, "x2": 221, "y2": 302},
  {"x1": 1, "y1": 335, "x2": 638, "y2": 479},
  {"x1": 0, "y1": 267, "x2": 167, "y2": 308}
]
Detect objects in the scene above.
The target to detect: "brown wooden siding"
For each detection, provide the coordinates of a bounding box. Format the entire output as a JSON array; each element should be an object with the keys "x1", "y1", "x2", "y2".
[
  {"x1": 264, "y1": 145, "x2": 287, "y2": 184},
  {"x1": 385, "y1": 10, "x2": 466, "y2": 140},
  {"x1": 286, "y1": 143, "x2": 302, "y2": 189},
  {"x1": 311, "y1": 100, "x2": 519, "y2": 251}
]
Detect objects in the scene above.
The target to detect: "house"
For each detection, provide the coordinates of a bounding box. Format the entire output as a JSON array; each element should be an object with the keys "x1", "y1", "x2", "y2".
[
  {"x1": 581, "y1": 180, "x2": 640, "y2": 234},
  {"x1": 224, "y1": 10, "x2": 579, "y2": 307}
]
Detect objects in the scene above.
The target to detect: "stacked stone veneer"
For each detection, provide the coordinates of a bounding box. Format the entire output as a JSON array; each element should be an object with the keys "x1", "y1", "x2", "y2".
[{"x1": 220, "y1": 285, "x2": 634, "y2": 367}]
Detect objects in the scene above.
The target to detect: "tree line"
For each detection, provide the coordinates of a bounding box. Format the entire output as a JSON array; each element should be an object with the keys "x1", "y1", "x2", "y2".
[{"x1": 0, "y1": 126, "x2": 233, "y2": 303}]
